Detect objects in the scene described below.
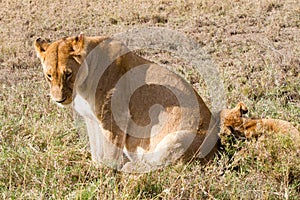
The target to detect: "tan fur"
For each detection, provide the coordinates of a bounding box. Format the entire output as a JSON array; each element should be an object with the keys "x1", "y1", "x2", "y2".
[
  {"x1": 220, "y1": 102, "x2": 299, "y2": 145},
  {"x1": 34, "y1": 34, "x2": 217, "y2": 171},
  {"x1": 34, "y1": 34, "x2": 108, "y2": 105},
  {"x1": 35, "y1": 34, "x2": 299, "y2": 171}
]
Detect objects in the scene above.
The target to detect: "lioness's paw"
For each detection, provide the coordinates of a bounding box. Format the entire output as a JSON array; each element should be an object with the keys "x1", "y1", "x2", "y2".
[{"x1": 121, "y1": 161, "x2": 152, "y2": 173}]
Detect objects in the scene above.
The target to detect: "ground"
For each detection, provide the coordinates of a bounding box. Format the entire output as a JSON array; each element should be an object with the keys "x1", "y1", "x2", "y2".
[{"x1": 0, "y1": 0, "x2": 299, "y2": 199}]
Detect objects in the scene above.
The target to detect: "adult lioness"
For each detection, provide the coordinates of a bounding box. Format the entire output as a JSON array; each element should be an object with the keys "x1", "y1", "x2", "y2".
[{"x1": 34, "y1": 33, "x2": 220, "y2": 172}]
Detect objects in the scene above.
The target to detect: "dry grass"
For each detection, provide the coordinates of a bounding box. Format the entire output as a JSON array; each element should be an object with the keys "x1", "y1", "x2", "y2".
[{"x1": 0, "y1": 0, "x2": 299, "y2": 199}]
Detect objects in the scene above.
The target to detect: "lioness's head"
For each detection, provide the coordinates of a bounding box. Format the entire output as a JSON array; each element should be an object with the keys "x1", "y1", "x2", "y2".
[{"x1": 34, "y1": 34, "x2": 87, "y2": 106}]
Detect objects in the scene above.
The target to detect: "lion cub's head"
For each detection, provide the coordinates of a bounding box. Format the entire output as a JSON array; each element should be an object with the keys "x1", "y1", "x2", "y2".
[
  {"x1": 34, "y1": 34, "x2": 87, "y2": 106},
  {"x1": 220, "y1": 102, "x2": 248, "y2": 136}
]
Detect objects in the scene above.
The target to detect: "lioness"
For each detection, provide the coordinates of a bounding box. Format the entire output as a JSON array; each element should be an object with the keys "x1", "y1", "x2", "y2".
[{"x1": 34, "y1": 33, "x2": 220, "y2": 172}]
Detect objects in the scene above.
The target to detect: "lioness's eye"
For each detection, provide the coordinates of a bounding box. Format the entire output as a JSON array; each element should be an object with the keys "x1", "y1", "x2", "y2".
[
  {"x1": 66, "y1": 72, "x2": 72, "y2": 79},
  {"x1": 47, "y1": 74, "x2": 52, "y2": 80}
]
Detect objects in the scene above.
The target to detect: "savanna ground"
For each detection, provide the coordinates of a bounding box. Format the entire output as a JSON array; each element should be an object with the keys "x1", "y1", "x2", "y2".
[{"x1": 0, "y1": 0, "x2": 299, "y2": 199}]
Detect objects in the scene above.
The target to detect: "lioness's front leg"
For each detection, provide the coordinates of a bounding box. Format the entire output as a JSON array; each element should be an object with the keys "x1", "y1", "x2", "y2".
[
  {"x1": 99, "y1": 126, "x2": 126, "y2": 170},
  {"x1": 84, "y1": 115, "x2": 125, "y2": 169},
  {"x1": 84, "y1": 117, "x2": 104, "y2": 162}
]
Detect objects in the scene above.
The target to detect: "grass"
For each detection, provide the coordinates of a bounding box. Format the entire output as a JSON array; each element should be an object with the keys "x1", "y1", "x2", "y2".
[{"x1": 0, "y1": 0, "x2": 299, "y2": 199}]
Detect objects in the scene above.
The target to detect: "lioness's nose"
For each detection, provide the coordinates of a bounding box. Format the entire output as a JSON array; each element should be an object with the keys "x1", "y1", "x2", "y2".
[{"x1": 51, "y1": 86, "x2": 66, "y2": 103}]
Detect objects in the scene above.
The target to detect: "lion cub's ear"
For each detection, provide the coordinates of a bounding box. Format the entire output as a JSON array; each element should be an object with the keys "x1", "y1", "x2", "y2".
[
  {"x1": 236, "y1": 102, "x2": 248, "y2": 116},
  {"x1": 34, "y1": 38, "x2": 50, "y2": 59}
]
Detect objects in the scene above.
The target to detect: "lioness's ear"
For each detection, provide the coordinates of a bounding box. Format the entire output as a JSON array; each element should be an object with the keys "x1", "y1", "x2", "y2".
[
  {"x1": 34, "y1": 38, "x2": 50, "y2": 59},
  {"x1": 71, "y1": 33, "x2": 85, "y2": 55}
]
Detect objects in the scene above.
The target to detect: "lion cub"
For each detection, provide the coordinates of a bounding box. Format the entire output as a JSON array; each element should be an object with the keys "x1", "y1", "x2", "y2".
[{"x1": 220, "y1": 102, "x2": 299, "y2": 146}]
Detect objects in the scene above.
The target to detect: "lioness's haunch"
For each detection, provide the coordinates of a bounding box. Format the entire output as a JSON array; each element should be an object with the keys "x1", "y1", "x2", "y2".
[{"x1": 34, "y1": 33, "x2": 299, "y2": 172}]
